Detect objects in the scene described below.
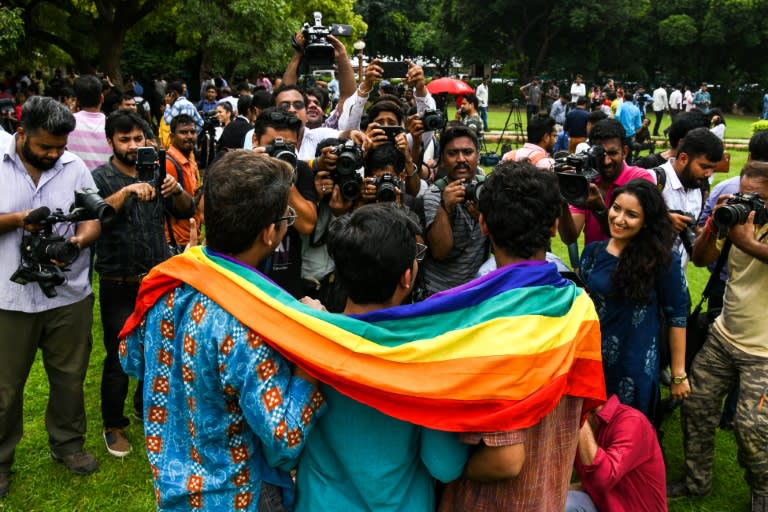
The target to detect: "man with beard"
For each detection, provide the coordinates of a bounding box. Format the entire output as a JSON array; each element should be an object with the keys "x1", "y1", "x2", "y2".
[
  {"x1": 91, "y1": 110, "x2": 193, "y2": 458},
  {"x1": 165, "y1": 114, "x2": 203, "y2": 249},
  {"x1": 657, "y1": 127, "x2": 722, "y2": 270},
  {"x1": 558, "y1": 119, "x2": 656, "y2": 246},
  {"x1": 420, "y1": 125, "x2": 487, "y2": 296},
  {"x1": 0, "y1": 97, "x2": 102, "y2": 496}
]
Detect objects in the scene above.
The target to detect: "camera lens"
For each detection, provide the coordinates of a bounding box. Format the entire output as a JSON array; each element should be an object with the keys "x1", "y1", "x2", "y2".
[
  {"x1": 714, "y1": 204, "x2": 749, "y2": 228},
  {"x1": 45, "y1": 240, "x2": 79, "y2": 266}
]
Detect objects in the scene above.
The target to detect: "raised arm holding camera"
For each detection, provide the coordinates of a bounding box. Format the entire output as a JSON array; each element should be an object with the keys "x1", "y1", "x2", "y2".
[{"x1": 0, "y1": 97, "x2": 102, "y2": 496}]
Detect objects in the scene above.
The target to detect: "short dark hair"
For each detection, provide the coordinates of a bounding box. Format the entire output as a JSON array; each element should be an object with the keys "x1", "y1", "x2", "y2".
[
  {"x1": 73, "y1": 74, "x2": 103, "y2": 108},
  {"x1": 105, "y1": 109, "x2": 148, "y2": 139},
  {"x1": 167, "y1": 81, "x2": 185, "y2": 95},
  {"x1": 677, "y1": 127, "x2": 724, "y2": 163},
  {"x1": 527, "y1": 115, "x2": 555, "y2": 144},
  {"x1": 587, "y1": 110, "x2": 608, "y2": 125},
  {"x1": 237, "y1": 95, "x2": 252, "y2": 116},
  {"x1": 364, "y1": 143, "x2": 404, "y2": 176},
  {"x1": 748, "y1": 131, "x2": 768, "y2": 162},
  {"x1": 170, "y1": 113, "x2": 196, "y2": 133},
  {"x1": 328, "y1": 203, "x2": 420, "y2": 304},
  {"x1": 463, "y1": 93, "x2": 479, "y2": 110},
  {"x1": 272, "y1": 84, "x2": 307, "y2": 106},
  {"x1": 479, "y1": 161, "x2": 560, "y2": 258},
  {"x1": 252, "y1": 90, "x2": 273, "y2": 111},
  {"x1": 253, "y1": 108, "x2": 301, "y2": 140},
  {"x1": 306, "y1": 86, "x2": 329, "y2": 110},
  {"x1": 205, "y1": 84, "x2": 217, "y2": 93},
  {"x1": 741, "y1": 160, "x2": 768, "y2": 181},
  {"x1": 439, "y1": 125, "x2": 479, "y2": 159},
  {"x1": 589, "y1": 118, "x2": 625, "y2": 145},
  {"x1": 21, "y1": 96, "x2": 76, "y2": 136},
  {"x1": 204, "y1": 151, "x2": 293, "y2": 254},
  {"x1": 576, "y1": 96, "x2": 588, "y2": 106},
  {"x1": 315, "y1": 137, "x2": 344, "y2": 157},
  {"x1": 367, "y1": 100, "x2": 405, "y2": 125},
  {"x1": 667, "y1": 110, "x2": 710, "y2": 148}
]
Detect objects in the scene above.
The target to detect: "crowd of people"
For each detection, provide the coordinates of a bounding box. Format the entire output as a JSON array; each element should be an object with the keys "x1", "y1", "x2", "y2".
[{"x1": 1, "y1": 41, "x2": 768, "y2": 512}]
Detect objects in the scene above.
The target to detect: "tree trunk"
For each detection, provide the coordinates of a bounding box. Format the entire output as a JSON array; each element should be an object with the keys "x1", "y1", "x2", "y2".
[{"x1": 97, "y1": 24, "x2": 128, "y2": 87}]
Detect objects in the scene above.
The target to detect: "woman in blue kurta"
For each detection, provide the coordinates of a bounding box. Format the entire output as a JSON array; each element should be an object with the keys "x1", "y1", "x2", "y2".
[{"x1": 579, "y1": 179, "x2": 691, "y2": 421}]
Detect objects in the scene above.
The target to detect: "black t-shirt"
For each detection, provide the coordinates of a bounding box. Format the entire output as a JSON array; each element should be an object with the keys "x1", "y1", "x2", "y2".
[
  {"x1": 258, "y1": 160, "x2": 316, "y2": 298},
  {"x1": 634, "y1": 152, "x2": 667, "y2": 169}
]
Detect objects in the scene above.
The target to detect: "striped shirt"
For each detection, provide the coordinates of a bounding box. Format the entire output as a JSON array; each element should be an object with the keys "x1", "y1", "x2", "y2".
[
  {"x1": 421, "y1": 183, "x2": 486, "y2": 295},
  {"x1": 439, "y1": 396, "x2": 583, "y2": 512},
  {"x1": 68, "y1": 110, "x2": 112, "y2": 171}
]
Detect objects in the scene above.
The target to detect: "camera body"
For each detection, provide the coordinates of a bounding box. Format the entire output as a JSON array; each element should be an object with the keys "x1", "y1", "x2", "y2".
[
  {"x1": 713, "y1": 192, "x2": 768, "y2": 229},
  {"x1": 202, "y1": 110, "x2": 220, "y2": 132},
  {"x1": 421, "y1": 109, "x2": 447, "y2": 131},
  {"x1": 136, "y1": 147, "x2": 166, "y2": 188},
  {"x1": 463, "y1": 180, "x2": 483, "y2": 204},
  {"x1": 554, "y1": 145, "x2": 604, "y2": 206},
  {"x1": 10, "y1": 189, "x2": 115, "y2": 298},
  {"x1": 374, "y1": 173, "x2": 401, "y2": 203},
  {"x1": 264, "y1": 137, "x2": 298, "y2": 172},
  {"x1": 669, "y1": 209, "x2": 697, "y2": 255},
  {"x1": 330, "y1": 140, "x2": 363, "y2": 200},
  {"x1": 300, "y1": 12, "x2": 352, "y2": 67}
]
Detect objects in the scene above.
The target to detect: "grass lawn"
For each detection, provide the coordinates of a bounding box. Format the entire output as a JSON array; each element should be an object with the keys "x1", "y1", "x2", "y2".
[{"x1": 0, "y1": 153, "x2": 754, "y2": 510}]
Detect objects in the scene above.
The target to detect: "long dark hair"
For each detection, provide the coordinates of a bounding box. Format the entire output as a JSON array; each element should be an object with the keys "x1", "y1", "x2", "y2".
[{"x1": 611, "y1": 179, "x2": 676, "y2": 303}]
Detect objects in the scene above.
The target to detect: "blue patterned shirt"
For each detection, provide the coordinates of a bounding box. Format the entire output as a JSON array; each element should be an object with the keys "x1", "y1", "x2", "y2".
[
  {"x1": 163, "y1": 97, "x2": 204, "y2": 133},
  {"x1": 120, "y1": 283, "x2": 325, "y2": 511}
]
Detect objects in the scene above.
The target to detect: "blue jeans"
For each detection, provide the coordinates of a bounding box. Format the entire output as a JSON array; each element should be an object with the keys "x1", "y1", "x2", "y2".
[
  {"x1": 566, "y1": 490, "x2": 598, "y2": 512},
  {"x1": 479, "y1": 106, "x2": 488, "y2": 130}
]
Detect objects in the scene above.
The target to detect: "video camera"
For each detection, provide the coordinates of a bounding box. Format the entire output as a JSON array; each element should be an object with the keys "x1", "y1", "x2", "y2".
[
  {"x1": 264, "y1": 137, "x2": 299, "y2": 175},
  {"x1": 374, "y1": 173, "x2": 401, "y2": 203},
  {"x1": 554, "y1": 145, "x2": 604, "y2": 206},
  {"x1": 136, "y1": 147, "x2": 167, "y2": 189},
  {"x1": 713, "y1": 192, "x2": 768, "y2": 229},
  {"x1": 330, "y1": 140, "x2": 363, "y2": 200},
  {"x1": 299, "y1": 12, "x2": 353, "y2": 67},
  {"x1": 10, "y1": 189, "x2": 115, "y2": 298}
]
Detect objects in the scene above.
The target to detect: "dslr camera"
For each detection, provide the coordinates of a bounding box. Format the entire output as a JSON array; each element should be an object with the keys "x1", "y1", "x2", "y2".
[
  {"x1": 421, "y1": 109, "x2": 447, "y2": 131},
  {"x1": 136, "y1": 147, "x2": 167, "y2": 188},
  {"x1": 669, "y1": 210, "x2": 697, "y2": 256},
  {"x1": 10, "y1": 189, "x2": 115, "y2": 298},
  {"x1": 374, "y1": 173, "x2": 401, "y2": 203},
  {"x1": 463, "y1": 180, "x2": 484, "y2": 204},
  {"x1": 713, "y1": 192, "x2": 768, "y2": 229},
  {"x1": 264, "y1": 137, "x2": 298, "y2": 173},
  {"x1": 330, "y1": 140, "x2": 363, "y2": 200},
  {"x1": 299, "y1": 12, "x2": 353, "y2": 67},
  {"x1": 554, "y1": 145, "x2": 604, "y2": 206}
]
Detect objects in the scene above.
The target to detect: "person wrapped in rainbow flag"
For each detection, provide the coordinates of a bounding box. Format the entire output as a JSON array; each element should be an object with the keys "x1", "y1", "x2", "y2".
[{"x1": 120, "y1": 153, "x2": 604, "y2": 511}]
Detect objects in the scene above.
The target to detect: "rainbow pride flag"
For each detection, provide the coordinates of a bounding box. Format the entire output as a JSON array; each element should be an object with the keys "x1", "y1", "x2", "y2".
[{"x1": 121, "y1": 246, "x2": 605, "y2": 432}]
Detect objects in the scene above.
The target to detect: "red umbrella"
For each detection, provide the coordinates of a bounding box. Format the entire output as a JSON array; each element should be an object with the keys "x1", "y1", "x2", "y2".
[{"x1": 426, "y1": 77, "x2": 475, "y2": 95}]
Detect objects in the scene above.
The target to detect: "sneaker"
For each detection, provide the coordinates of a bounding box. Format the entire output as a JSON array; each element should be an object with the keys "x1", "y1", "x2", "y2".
[
  {"x1": 667, "y1": 480, "x2": 707, "y2": 498},
  {"x1": 103, "y1": 428, "x2": 131, "y2": 457},
  {"x1": 0, "y1": 470, "x2": 9, "y2": 498},
  {"x1": 51, "y1": 450, "x2": 99, "y2": 475}
]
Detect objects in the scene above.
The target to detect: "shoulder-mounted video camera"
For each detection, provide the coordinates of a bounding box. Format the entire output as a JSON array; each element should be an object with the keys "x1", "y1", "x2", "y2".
[
  {"x1": 554, "y1": 145, "x2": 604, "y2": 206},
  {"x1": 296, "y1": 12, "x2": 353, "y2": 67},
  {"x1": 10, "y1": 189, "x2": 115, "y2": 298}
]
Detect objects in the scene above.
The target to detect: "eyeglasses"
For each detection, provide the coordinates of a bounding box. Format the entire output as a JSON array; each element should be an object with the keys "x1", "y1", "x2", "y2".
[
  {"x1": 275, "y1": 205, "x2": 297, "y2": 227},
  {"x1": 415, "y1": 242, "x2": 428, "y2": 262},
  {"x1": 278, "y1": 100, "x2": 305, "y2": 111}
]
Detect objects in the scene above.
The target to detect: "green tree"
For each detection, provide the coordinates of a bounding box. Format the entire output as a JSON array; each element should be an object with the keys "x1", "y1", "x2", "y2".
[{"x1": 0, "y1": 7, "x2": 24, "y2": 55}]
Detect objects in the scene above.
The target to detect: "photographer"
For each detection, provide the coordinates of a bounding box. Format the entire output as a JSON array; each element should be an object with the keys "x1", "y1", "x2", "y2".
[
  {"x1": 92, "y1": 110, "x2": 193, "y2": 459},
  {"x1": 558, "y1": 119, "x2": 656, "y2": 246},
  {"x1": 421, "y1": 125, "x2": 487, "y2": 296},
  {"x1": 252, "y1": 108, "x2": 318, "y2": 298},
  {"x1": 501, "y1": 114, "x2": 556, "y2": 171},
  {"x1": 0, "y1": 97, "x2": 102, "y2": 495},
  {"x1": 657, "y1": 127, "x2": 722, "y2": 270},
  {"x1": 165, "y1": 114, "x2": 203, "y2": 249},
  {"x1": 670, "y1": 160, "x2": 768, "y2": 507}
]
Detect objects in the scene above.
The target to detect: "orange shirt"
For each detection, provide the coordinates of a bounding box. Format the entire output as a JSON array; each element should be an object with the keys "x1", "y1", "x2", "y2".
[{"x1": 165, "y1": 145, "x2": 202, "y2": 247}]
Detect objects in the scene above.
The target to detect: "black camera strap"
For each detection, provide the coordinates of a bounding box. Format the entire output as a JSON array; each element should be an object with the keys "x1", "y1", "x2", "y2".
[{"x1": 694, "y1": 240, "x2": 731, "y2": 313}]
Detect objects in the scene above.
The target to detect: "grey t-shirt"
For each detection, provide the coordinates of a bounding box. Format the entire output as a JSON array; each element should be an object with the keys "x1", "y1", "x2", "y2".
[{"x1": 421, "y1": 183, "x2": 487, "y2": 295}]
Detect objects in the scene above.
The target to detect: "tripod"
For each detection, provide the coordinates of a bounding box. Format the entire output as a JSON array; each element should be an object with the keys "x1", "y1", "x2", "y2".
[{"x1": 495, "y1": 99, "x2": 525, "y2": 153}]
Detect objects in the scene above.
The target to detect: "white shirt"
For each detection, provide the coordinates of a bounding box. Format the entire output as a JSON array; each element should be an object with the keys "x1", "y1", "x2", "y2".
[
  {"x1": 570, "y1": 82, "x2": 586, "y2": 103},
  {"x1": 476, "y1": 83, "x2": 489, "y2": 107},
  {"x1": 669, "y1": 89, "x2": 683, "y2": 110},
  {"x1": 652, "y1": 87, "x2": 669, "y2": 112},
  {"x1": 660, "y1": 159, "x2": 703, "y2": 270},
  {"x1": 684, "y1": 90, "x2": 694, "y2": 111}
]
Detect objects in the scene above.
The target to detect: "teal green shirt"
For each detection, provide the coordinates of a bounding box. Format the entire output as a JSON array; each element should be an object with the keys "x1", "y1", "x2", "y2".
[{"x1": 296, "y1": 385, "x2": 470, "y2": 512}]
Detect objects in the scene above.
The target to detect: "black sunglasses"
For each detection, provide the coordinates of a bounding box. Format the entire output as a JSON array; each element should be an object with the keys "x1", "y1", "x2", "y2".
[{"x1": 278, "y1": 100, "x2": 305, "y2": 111}]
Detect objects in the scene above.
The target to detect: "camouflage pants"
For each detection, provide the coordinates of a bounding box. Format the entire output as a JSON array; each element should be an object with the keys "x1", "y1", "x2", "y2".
[{"x1": 682, "y1": 328, "x2": 768, "y2": 495}]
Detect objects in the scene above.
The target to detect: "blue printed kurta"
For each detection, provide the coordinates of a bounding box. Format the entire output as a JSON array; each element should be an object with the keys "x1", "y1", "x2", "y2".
[
  {"x1": 580, "y1": 241, "x2": 688, "y2": 420},
  {"x1": 120, "y1": 284, "x2": 326, "y2": 511}
]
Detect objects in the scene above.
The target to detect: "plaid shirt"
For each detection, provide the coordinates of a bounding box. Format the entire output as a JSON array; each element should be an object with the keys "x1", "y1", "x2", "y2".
[
  {"x1": 439, "y1": 396, "x2": 583, "y2": 512},
  {"x1": 163, "y1": 96, "x2": 204, "y2": 133}
]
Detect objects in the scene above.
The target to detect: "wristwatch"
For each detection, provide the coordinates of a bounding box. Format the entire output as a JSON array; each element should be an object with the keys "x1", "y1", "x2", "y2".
[{"x1": 672, "y1": 374, "x2": 688, "y2": 384}]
